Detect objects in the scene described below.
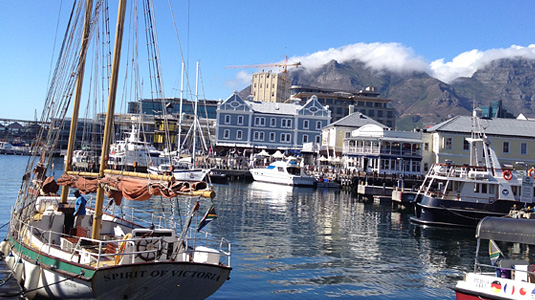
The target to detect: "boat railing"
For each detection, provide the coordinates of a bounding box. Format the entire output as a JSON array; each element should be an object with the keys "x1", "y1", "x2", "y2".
[{"x1": 474, "y1": 260, "x2": 535, "y2": 281}]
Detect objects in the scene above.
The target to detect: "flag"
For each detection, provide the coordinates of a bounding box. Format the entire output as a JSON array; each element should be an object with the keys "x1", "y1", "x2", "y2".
[
  {"x1": 489, "y1": 239, "x2": 501, "y2": 266},
  {"x1": 197, "y1": 205, "x2": 217, "y2": 232}
]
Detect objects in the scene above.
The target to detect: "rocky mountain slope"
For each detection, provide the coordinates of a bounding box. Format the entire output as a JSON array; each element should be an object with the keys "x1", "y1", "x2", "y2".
[{"x1": 243, "y1": 58, "x2": 535, "y2": 130}]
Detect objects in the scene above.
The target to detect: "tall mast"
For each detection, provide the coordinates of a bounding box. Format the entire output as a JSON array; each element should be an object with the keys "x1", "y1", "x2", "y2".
[
  {"x1": 92, "y1": 0, "x2": 127, "y2": 240},
  {"x1": 192, "y1": 62, "x2": 199, "y2": 164},
  {"x1": 178, "y1": 61, "x2": 184, "y2": 157},
  {"x1": 60, "y1": 0, "x2": 94, "y2": 204}
]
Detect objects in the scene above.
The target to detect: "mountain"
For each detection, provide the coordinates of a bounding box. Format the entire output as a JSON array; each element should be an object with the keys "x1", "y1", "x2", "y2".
[{"x1": 244, "y1": 57, "x2": 535, "y2": 130}]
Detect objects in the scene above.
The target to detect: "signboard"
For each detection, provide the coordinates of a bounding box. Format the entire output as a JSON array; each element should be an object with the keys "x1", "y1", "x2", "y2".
[{"x1": 521, "y1": 175, "x2": 534, "y2": 203}]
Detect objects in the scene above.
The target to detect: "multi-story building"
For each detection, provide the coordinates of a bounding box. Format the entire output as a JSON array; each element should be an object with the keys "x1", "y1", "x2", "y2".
[
  {"x1": 322, "y1": 107, "x2": 388, "y2": 157},
  {"x1": 424, "y1": 113, "x2": 535, "y2": 169},
  {"x1": 290, "y1": 85, "x2": 396, "y2": 127},
  {"x1": 216, "y1": 92, "x2": 330, "y2": 152},
  {"x1": 250, "y1": 71, "x2": 290, "y2": 103},
  {"x1": 342, "y1": 124, "x2": 424, "y2": 176}
]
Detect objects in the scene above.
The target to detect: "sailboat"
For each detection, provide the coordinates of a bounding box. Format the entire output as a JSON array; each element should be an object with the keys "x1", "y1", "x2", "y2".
[
  {"x1": 1, "y1": 1, "x2": 231, "y2": 299},
  {"x1": 148, "y1": 62, "x2": 211, "y2": 182}
]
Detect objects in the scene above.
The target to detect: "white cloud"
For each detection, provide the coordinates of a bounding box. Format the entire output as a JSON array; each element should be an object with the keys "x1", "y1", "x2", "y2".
[
  {"x1": 225, "y1": 70, "x2": 253, "y2": 90},
  {"x1": 227, "y1": 43, "x2": 535, "y2": 87},
  {"x1": 294, "y1": 42, "x2": 429, "y2": 74},
  {"x1": 430, "y1": 45, "x2": 535, "y2": 83}
]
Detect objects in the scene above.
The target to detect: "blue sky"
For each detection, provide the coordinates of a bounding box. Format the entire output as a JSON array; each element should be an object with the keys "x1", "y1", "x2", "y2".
[{"x1": 1, "y1": 0, "x2": 535, "y2": 120}]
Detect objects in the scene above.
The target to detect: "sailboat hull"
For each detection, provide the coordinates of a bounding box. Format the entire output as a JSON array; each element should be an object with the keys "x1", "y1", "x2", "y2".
[{"x1": 8, "y1": 236, "x2": 231, "y2": 300}]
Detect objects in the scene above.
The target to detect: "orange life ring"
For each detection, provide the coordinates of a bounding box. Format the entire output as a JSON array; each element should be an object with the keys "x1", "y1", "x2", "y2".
[
  {"x1": 529, "y1": 168, "x2": 535, "y2": 178},
  {"x1": 503, "y1": 170, "x2": 513, "y2": 180},
  {"x1": 115, "y1": 233, "x2": 131, "y2": 265}
]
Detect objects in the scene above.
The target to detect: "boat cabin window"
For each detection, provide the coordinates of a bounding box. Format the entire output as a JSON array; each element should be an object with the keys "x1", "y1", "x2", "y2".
[
  {"x1": 277, "y1": 167, "x2": 284, "y2": 172},
  {"x1": 512, "y1": 185, "x2": 520, "y2": 196}
]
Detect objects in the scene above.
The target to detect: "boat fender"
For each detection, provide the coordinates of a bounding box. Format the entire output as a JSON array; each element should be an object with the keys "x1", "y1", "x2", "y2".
[
  {"x1": 115, "y1": 233, "x2": 132, "y2": 265},
  {"x1": 13, "y1": 258, "x2": 24, "y2": 284},
  {"x1": 23, "y1": 261, "x2": 41, "y2": 299},
  {"x1": 0, "y1": 239, "x2": 10, "y2": 258},
  {"x1": 503, "y1": 170, "x2": 513, "y2": 180},
  {"x1": 529, "y1": 168, "x2": 535, "y2": 178},
  {"x1": 5, "y1": 252, "x2": 15, "y2": 269}
]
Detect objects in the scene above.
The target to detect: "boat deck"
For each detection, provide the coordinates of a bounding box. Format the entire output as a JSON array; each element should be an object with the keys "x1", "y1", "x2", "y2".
[{"x1": 0, "y1": 258, "x2": 25, "y2": 299}]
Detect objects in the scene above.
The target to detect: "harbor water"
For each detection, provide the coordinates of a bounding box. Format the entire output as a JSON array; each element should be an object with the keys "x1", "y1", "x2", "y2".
[{"x1": 0, "y1": 155, "x2": 475, "y2": 299}]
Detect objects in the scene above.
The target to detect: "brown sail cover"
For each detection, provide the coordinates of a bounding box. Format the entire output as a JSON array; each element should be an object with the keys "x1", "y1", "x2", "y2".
[{"x1": 56, "y1": 173, "x2": 208, "y2": 205}]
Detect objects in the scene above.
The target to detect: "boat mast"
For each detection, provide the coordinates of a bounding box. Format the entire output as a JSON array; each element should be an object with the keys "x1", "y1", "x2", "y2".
[
  {"x1": 92, "y1": 0, "x2": 127, "y2": 240},
  {"x1": 178, "y1": 61, "x2": 185, "y2": 158},
  {"x1": 60, "y1": 0, "x2": 94, "y2": 204},
  {"x1": 192, "y1": 61, "x2": 199, "y2": 164}
]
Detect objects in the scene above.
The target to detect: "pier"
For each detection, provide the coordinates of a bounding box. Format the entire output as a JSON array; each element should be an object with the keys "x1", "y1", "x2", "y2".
[{"x1": 0, "y1": 256, "x2": 24, "y2": 299}]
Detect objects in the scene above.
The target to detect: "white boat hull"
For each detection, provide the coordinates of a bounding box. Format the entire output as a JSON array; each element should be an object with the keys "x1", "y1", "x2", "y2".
[{"x1": 250, "y1": 169, "x2": 316, "y2": 186}]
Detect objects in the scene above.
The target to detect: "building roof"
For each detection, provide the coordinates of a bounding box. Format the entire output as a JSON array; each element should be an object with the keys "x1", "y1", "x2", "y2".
[
  {"x1": 325, "y1": 112, "x2": 388, "y2": 129},
  {"x1": 248, "y1": 101, "x2": 300, "y2": 115},
  {"x1": 426, "y1": 116, "x2": 535, "y2": 138}
]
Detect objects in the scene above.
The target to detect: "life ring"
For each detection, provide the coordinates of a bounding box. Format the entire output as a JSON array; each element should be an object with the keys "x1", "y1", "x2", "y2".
[
  {"x1": 136, "y1": 231, "x2": 160, "y2": 261},
  {"x1": 529, "y1": 168, "x2": 535, "y2": 178},
  {"x1": 115, "y1": 233, "x2": 131, "y2": 265},
  {"x1": 503, "y1": 170, "x2": 513, "y2": 181}
]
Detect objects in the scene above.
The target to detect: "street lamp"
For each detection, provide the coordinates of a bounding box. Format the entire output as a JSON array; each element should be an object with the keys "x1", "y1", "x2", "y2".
[{"x1": 397, "y1": 157, "x2": 404, "y2": 178}]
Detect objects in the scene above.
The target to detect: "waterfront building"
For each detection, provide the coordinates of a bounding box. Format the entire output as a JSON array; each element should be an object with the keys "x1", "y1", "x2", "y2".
[
  {"x1": 290, "y1": 85, "x2": 396, "y2": 126},
  {"x1": 216, "y1": 92, "x2": 330, "y2": 152},
  {"x1": 322, "y1": 108, "x2": 387, "y2": 158},
  {"x1": 127, "y1": 98, "x2": 218, "y2": 119},
  {"x1": 343, "y1": 124, "x2": 424, "y2": 176},
  {"x1": 424, "y1": 113, "x2": 535, "y2": 168}
]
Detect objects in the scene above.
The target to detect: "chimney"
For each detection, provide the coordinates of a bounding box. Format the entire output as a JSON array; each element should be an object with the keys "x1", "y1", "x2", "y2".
[{"x1": 349, "y1": 105, "x2": 354, "y2": 115}]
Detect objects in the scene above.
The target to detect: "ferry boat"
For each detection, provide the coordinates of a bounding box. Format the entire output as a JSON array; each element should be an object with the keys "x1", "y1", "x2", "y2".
[
  {"x1": 250, "y1": 157, "x2": 316, "y2": 186},
  {"x1": 453, "y1": 215, "x2": 535, "y2": 299},
  {"x1": 411, "y1": 110, "x2": 535, "y2": 227}
]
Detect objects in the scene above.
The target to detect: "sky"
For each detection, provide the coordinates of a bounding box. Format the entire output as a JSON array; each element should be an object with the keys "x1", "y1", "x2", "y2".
[{"x1": 1, "y1": 0, "x2": 535, "y2": 121}]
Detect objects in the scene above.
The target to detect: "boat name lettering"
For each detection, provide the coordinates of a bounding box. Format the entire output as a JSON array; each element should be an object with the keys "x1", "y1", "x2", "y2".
[
  {"x1": 103, "y1": 270, "x2": 221, "y2": 282},
  {"x1": 471, "y1": 277, "x2": 491, "y2": 289}
]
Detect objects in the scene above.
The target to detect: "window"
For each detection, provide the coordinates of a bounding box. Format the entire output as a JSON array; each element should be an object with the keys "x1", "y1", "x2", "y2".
[
  {"x1": 503, "y1": 141, "x2": 510, "y2": 154},
  {"x1": 463, "y1": 140, "x2": 469, "y2": 151},
  {"x1": 223, "y1": 129, "x2": 230, "y2": 139},
  {"x1": 303, "y1": 135, "x2": 308, "y2": 143},
  {"x1": 368, "y1": 110, "x2": 375, "y2": 117},
  {"x1": 270, "y1": 132, "x2": 276, "y2": 142},
  {"x1": 521, "y1": 143, "x2": 528, "y2": 155},
  {"x1": 303, "y1": 120, "x2": 309, "y2": 129},
  {"x1": 378, "y1": 110, "x2": 383, "y2": 118},
  {"x1": 366, "y1": 102, "x2": 373, "y2": 107},
  {"x1": 253, "y1": 131, "x2": 265, "y2": 141},
  {"x1": 444, "y1": 138, "x2": 452, "y2": 149},
  {"x1": 316, "y1": 121, "x2": 322, "y2": 130},
  {"x1": 424, "y1": 143, "x2": 429, "y2": 151},
  {"x1": 237, "y1": 116, "x2": 244, "y2": 125},
  {"x1": 270, "y1": 118, "x2": 276, "y2": 127},
  {"x1": 387, "y1": 111, "x2": 393, "y2": 118},
  {"x1": 315, "y1": 135, "x2": 321, "y2": 144},
  {"x1": 345, "y1": 131, "x2": 351, "y2": 138},
  {"x1": 281, "y1": 133, "x2": 291, "y2": 143},
  {"x1": 237, "y1": 130, "x2": 243, "y2": 140},
  {"x1": 254, "y1": 117, "x2": 265, "y2": 127},
  {"x1": 374, "y1": 102, "x2": 382, "y2": 107},
  {"x1": 224, "y1": 115, "x2": 230, "y2": 124}
]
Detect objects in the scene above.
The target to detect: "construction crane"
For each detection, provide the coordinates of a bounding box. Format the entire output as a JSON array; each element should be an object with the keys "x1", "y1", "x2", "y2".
[{"x1": 226, "y1": 55, "x2": 301, "y2": 81}]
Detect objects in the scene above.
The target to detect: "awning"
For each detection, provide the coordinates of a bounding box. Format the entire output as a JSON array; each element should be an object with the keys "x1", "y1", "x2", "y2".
[{"x1": 477, "y1": 216, "x2": 535, "y2": 245}]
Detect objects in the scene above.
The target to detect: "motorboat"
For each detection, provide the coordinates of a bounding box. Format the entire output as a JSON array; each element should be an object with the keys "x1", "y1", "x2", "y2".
[
  {"x1": 250, "y1": 157, "x2": 316, "y2": 186},
  {"x1": 411, "y1": 110, "x2": 535, "y2": 227},
  {"x1": 453, "y1": 215, "x2": 535, "y2": 299}
]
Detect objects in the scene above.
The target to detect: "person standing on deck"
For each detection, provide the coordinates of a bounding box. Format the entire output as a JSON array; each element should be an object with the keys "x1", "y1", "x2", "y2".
[{"x1": 73, "y1": 190, "x2": 87, "y2": 228}]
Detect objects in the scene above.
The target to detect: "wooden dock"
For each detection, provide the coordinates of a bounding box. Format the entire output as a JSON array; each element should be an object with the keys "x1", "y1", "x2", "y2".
[{"x1": 0, "y1": 256, "x2": 24, "y2": 299}]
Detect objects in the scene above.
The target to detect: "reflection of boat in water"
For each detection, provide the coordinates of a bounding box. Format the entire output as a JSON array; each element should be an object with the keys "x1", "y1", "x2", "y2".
[
  {"x1": 453, "y1": 215, "x2": 535, "y2": 299},
  {"x1": 2, "y1": 1, "x2": 231, "y2": 299},
  {"x1": 411, "y1": 110, "x2": 535, "y2": 227},
  {"x1": 315, "y1": 177, "x2": 341, "y2": 189},
  {"x1": 250, "y1": 157, "x2": 316, "y2": 186}
]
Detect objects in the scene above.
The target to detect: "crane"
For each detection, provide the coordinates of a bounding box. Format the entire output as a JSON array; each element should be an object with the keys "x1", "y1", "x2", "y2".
[{"x1": 226, "y1": 55, "x2": 301, "y2": 81}]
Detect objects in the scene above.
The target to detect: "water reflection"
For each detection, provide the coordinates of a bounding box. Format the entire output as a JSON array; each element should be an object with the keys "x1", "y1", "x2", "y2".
[
  {"x1": 0, "y1": 156, "x2": 478, "y2": 299},
  {"x1": 212, "y1": 182, "x2": 476, "y2": 299}
]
